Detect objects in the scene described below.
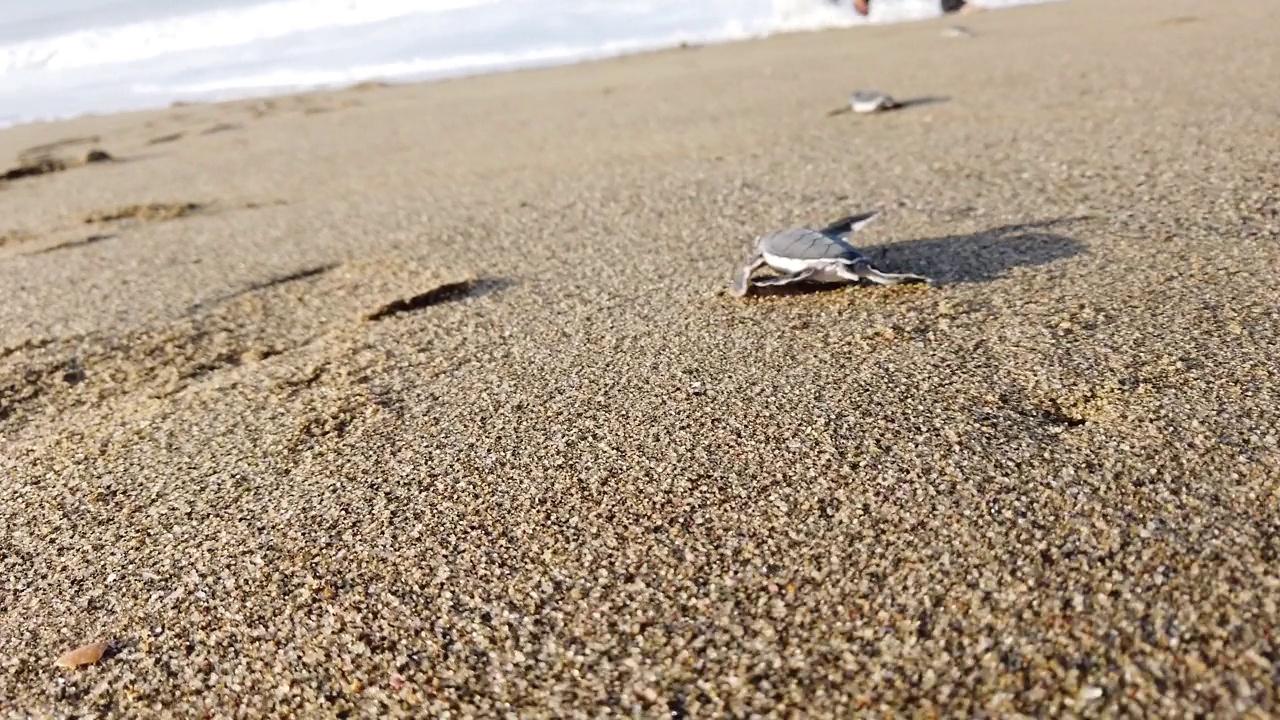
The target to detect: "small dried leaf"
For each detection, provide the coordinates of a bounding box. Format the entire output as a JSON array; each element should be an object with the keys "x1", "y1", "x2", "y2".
[{"x1": 54, "y1": 641, "x2": 109, "y2": 669}]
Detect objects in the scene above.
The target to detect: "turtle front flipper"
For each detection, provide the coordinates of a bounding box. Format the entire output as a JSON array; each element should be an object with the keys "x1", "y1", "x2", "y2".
[
  {"x1": 730, "y1": 253, "x2": 766, "y2": 297},
  {"x1": 837, "y1": 260, "x2": 930, "y2": 286}
]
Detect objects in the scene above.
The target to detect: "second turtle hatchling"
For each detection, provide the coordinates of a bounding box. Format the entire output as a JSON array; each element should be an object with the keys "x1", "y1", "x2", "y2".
[{"x1": 827, "y1": 90, "x2": 901, "y2": 116}]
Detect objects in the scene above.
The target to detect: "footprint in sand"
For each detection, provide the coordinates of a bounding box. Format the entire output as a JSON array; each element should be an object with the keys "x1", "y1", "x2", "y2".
[
  {"x1": 17, "y1": 136, "x2": 101, "y2": 161},
  {"x1": 34, "y1": 234, "x2": 116, "y2": 255},
  {"x1": 82, "y1": 202, "x2": 203, "y2": 224},
  {"x1": 200, "y1": 122, "x2": 242, "y2": 135},
  {"x1": 0, "y1": 148, "x2": 115, "y2": 183},
  {"x1": 147, "y1": 132, "x2": 185, "y2": 145},
  {"x1": 363, "y1": 278, "x2": 512, "y2": 321},
  {"x1": 0, "y1": 229, "x2": 37, "y2": 249}
]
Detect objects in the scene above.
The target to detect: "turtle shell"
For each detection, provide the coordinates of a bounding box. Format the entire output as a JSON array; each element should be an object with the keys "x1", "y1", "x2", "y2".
[{"x1": 759, "y1": 228, "x2": 865, "y2": 262}]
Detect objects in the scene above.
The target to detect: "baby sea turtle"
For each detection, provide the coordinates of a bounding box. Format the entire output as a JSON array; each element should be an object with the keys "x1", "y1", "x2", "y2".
[
  {"x1": 729, "y1": 212, "x2": 930, "y2": 297},
  {"x1": 850, "y1": 90, "x2": 901, "y2": 113},
  {"x1": 827, "y1": 90, "x2": 901, "y2": 116}
]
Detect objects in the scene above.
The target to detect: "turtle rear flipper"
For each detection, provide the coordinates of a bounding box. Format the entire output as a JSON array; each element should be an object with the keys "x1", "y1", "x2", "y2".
[
  {"x1": 837, "y1": 260, "x2": 930, "y2": 286},
  {"x1": 751, "y1": 268, "x2": 817, "y2": 288}
]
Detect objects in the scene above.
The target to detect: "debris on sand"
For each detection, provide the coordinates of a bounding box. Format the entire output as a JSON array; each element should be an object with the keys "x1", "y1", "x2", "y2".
[{"x1": 54, "y1": 641, "x2": 110, "y2": 669}]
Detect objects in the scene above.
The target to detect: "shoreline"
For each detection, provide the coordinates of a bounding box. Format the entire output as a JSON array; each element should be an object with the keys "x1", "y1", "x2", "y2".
[{"x1": 0, "y1": 0, "x2": 1068, "y2": 132}]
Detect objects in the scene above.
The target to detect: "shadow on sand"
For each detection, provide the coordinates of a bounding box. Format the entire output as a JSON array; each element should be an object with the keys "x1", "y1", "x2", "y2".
[
  {"x1": 746, "y1": 217, "x2": 1089, "y2": 297},
  {"x1": 865, "y1": 217, "x2": 1090, "y2": 285},
  {"x1": 892, "y1": 96, "x2": 951, "y2": 111}
]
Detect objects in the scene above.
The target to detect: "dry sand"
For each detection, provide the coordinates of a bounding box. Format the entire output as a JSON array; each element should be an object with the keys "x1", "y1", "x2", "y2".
[{"x1": 1, "y1": 0, "x2": 1278, "y2": 715}]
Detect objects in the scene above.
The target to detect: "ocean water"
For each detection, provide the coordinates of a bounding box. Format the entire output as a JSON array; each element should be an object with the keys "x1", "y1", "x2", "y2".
[{"x1": 0, "y1": 0, "x2": 1057, "y2": 129}]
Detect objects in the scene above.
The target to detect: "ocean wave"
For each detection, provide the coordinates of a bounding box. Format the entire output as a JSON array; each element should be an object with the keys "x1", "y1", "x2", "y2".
[
  {"x1": 0, "y1": 0, "x2": 1060, "y2": 129},
  {"x1": 0, "y1": 0, "x2": 499, "y2": 74},
  {"x1": 136, "y1": 27, "x2": 767, "y2": 97}
]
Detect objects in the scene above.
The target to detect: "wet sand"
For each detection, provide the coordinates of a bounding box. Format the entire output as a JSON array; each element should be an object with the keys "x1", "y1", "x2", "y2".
[{"x1": 2, "y1": 0, "x2": 1278, "y2": 715}]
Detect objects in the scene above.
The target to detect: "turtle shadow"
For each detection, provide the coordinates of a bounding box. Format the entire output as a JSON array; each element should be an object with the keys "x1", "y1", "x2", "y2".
[
  {"x1": 894, "y1": 95, "x2": 950, "y2": 110},
  {"x1": 746, "y1": 279, "x2": 930, "y2": 298},
  {"x1": 863, "y1": 217, "x2": 1090, "y2": 285}
]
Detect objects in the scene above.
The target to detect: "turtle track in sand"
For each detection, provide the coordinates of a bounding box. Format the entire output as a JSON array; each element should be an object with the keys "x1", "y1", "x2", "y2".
[{"x1": 0, "y1": 262, "x2": 340, "y2": 430}]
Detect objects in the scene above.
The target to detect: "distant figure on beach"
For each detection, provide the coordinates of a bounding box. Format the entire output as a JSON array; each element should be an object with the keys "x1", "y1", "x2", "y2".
[{"x1": 854, "y1": 0, "x2": 983, "y2": 15}]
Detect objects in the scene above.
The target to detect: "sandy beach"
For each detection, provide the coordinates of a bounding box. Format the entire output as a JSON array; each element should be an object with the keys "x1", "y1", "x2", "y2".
[{"x1": 2, "y1": 0, "x2": 1278, "y2": 715}]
